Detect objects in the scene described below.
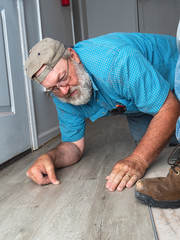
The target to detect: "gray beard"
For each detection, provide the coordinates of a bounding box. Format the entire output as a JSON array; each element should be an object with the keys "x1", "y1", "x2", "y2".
[{"x1": 58, "y1": 60, "x2": 92, "y2": 105}]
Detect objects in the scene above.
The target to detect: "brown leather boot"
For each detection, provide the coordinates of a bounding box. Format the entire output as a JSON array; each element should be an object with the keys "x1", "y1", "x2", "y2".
[{"x1": 135, "y1": 144, "x2": 180, "y2": 208}]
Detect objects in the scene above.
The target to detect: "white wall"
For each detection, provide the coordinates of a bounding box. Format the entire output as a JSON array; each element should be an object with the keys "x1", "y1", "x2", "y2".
[
  {"x1": 72, "y1": 0, "x2": 180, "y2": 43},
  {"x1": 138, "y1": 0, "x2": 180, "y2": 36},
  {"x1": 85, "y1": 0, "x2": 138, "y2": 38}
]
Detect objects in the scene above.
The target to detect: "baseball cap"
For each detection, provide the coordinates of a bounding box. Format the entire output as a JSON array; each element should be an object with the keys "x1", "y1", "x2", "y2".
[{"x1": 25, "y1": 38, "x2": 65, "y2": 83}]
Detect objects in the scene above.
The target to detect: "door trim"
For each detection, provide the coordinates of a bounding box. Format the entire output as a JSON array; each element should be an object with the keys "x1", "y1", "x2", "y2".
[{"x1": 17, "y1": 0, "x2": 39, "y2": 150}]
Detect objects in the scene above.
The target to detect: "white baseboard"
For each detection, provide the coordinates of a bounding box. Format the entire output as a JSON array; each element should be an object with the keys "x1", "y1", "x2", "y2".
[{"x1": 38, "y1": 126, "x2": 60, "y2": 147}]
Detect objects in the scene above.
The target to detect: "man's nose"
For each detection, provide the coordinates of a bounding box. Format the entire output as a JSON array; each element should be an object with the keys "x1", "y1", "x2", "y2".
[{"x1": 59, "y1": 85, "x2": 70, "y2": 95}]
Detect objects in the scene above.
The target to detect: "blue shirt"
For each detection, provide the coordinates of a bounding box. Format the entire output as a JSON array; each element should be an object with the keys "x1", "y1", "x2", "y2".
[{"x1": 53, "y1": 33, "x2": 178, "y2": 142}]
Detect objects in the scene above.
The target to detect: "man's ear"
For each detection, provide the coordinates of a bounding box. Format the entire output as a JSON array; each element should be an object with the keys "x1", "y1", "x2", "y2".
[{"x1": 68, "y1": 48, "x2": 81, "y2": 63}]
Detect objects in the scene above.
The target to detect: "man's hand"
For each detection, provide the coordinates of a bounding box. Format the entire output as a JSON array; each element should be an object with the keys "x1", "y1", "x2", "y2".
[
  {"x1": 26, "y1": 139, "x2": 84, "y2": 185},
  {"x1": 26, "y1": 154, "x2": 60, "y2": 185},
  {"x1": 105, "y1": 155, "x2": 149, "y2": 192}
]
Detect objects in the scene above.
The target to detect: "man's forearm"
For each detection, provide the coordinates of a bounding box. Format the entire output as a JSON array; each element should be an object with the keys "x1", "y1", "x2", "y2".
[
  {"x1": 47, "y1": 142, "x2": 83, "y2": 168},
  {"x1": 132, "y1": 91, "x2": 180, "y2": 166}
]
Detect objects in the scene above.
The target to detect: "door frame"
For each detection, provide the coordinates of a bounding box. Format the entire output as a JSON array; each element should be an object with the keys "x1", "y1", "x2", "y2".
[
  {"x1": 17, "y1": 0, "x2": 75, "y2": 151},
  {"x1": 17, "y1": 0, "x2": 42, "y2": 150}
]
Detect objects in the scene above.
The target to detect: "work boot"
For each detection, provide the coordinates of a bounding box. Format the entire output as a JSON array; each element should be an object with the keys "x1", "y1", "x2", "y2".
[{"x1": 135, "y1": 144, "x2": 180, "y2": 208}]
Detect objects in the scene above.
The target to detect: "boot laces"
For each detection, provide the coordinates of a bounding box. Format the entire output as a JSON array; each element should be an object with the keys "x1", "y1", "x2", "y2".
[{"x1": 168, "y1": 143, "x2": 180, "y2": 174}]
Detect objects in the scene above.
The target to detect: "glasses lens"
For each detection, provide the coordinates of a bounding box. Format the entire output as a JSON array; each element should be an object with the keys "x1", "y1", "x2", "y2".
[
  {"x1": 52, "y1": 86, "x2": 60, "y2": 92},
  {"x1": 47, "y1": 59, "x2": 70, "y2": 92}
]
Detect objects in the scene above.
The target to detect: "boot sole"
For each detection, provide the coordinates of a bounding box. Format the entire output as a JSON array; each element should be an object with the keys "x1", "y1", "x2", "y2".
[{"x1": 135, "y1": 189, "x2": 180, "y2": 209}]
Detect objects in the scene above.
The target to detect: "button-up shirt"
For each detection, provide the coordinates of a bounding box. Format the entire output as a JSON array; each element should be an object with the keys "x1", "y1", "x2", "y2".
[{"x1": 53, "y1": 33, "x2": 178, "y2": 142}]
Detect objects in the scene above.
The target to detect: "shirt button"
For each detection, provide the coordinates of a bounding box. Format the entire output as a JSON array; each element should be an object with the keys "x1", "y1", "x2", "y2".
[
  {"x1": 97, "y1": 99, "x2": 99, "y2": 101},
  {"x1": 103, "y1": 112, "x2": 105, "y2": 114}
]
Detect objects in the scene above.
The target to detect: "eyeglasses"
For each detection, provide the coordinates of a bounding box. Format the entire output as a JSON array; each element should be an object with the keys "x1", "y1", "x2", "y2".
[{"x1": 46, "y1": 58, "x2": 71, "y2": 94}]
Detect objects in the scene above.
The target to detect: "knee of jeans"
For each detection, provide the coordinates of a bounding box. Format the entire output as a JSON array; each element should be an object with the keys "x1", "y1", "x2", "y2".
[
  {"x1": 130, "y1": 132, "x2": 144, "y2": 145},
  {"x1": 176, "y1": 119, "x2": 180, "y2": 143}
]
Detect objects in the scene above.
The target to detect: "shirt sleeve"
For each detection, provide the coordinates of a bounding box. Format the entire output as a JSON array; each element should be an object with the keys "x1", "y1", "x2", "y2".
[
  {"x1": 53, "y1": 98, "x2": 85, "y2": 142},
  {"x1": 111, "y1": 46, "x2": 170, "y2": 115}
]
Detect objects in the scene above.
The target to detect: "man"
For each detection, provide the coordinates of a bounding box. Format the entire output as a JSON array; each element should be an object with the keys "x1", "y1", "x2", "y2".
[{"x1": 25, "y1": 33, "x2": 180, "y2": 197}]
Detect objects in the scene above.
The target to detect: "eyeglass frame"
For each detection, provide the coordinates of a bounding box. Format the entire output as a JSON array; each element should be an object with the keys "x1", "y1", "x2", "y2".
[{"x1": 46, "y1": 58, "x2": 71, "y2": 94}]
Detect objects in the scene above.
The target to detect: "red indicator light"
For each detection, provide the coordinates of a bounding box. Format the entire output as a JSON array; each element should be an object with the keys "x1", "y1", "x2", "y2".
[{"x1": 61, "y1": 0, "x2": 70, "y2": 7}]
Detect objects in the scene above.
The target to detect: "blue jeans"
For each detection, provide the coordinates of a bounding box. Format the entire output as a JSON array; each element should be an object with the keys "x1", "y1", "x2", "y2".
[
  {"x1": 175, "y1": 56, "x2": 180, "y2": 142},
  {"x1": 127, "y1": 114, "x2": 153, "y2": 144},
  {"x1": 127, "y1": 113, "x2": 178, "y2": 145},
  {"x1": 175, "y1": 24, "x2": 180, "y2": 142}
]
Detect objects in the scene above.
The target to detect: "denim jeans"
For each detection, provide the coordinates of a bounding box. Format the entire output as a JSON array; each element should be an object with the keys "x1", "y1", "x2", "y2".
[
  {"x1": 175, "y1": 21, "x2": 180, "y2": 142},
  {"x1": 175, "y1": 55, "x2": 180, "y2": 143},
  {"x1": 127, "y1": 113, "x2": 178, "y2": 145},
  {"x1": 126, "y1": 114, "x2": 153, "y2": 144}
]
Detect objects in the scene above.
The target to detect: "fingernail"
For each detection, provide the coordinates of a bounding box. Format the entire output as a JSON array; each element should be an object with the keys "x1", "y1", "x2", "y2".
[{"x1": 54, "y1": 180, "x2": 60, "y2": 185}]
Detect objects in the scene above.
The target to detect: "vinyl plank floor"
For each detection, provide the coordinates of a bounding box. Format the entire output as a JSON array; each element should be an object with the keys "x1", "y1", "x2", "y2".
[
  {"x1": 0, "y1": 116, "x2": 155, "y2": 240},
  {"x1": 145, "y1": 147, "x2": 180, "y2": 240}
]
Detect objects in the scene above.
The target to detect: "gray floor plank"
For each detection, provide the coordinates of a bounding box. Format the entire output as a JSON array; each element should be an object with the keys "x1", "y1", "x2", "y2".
[{"x1": 0, "y1": 116, "x2": 155, "y2": 240}]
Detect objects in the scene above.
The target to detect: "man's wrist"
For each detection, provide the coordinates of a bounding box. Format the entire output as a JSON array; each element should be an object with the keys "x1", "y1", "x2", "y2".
[{"x1": 130, "y1": 153, "x2": 150, "y2": 169}]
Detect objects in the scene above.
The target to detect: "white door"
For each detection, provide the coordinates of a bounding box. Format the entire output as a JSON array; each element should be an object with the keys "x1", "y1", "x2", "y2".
[{"x1": 0, "y1": 0, "x2": 31, "y2": 164}]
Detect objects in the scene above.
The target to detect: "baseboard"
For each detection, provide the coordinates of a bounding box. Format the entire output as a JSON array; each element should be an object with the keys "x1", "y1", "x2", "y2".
[
  {"x1": 38, "y1": 126, "x2": 60, "y2": 147},
  {"x1": 0, "y1": 149, "x2": 31, "y2": 170}
]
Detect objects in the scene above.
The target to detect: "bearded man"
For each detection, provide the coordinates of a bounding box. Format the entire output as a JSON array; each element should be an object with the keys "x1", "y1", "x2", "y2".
[{"x1": 25, "y1": 34, "x2": 180, "y2": 208}]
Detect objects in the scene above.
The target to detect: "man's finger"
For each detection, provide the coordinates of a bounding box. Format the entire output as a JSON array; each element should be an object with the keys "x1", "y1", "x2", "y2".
[
  {"x1": 117, "y1": 174, "x2": 138, "y2": 191},
  {"x1": 26, "y1": 170, "x2": 45, "y2": 185},
  {"x1": 106, "y1": 173, "x2": 124, "y2": 191},
  {"x1": 45, "y1": 165, "x2": 60, "y2": 185},
  {"x1": 106, "y1": 163, "x2": 125, "y2": 185},
  {"x1": 40, "y1": 175, "x2": 53, "y2": 185},
  {"x1": 106, "y1": 175, "x2": 110, "y2": 180},
  {"x1": 117, "y1": 173, "x2": 132, "y2": 191},
  {"x1": 27, "y1": 168, "x2": 53, "y2": 185},
  {"x1": 106, "y1": 165, "x2": 124, "y2": 182},
  {"x1": 126, "y1": 175, "x2": 139, "y2": 188},
  {"x1": 105, "y1": 167, "x2": 126, "y2": 191},
  {"x1": 105, "y1": 173, "x2": 115, "y2": 189}
]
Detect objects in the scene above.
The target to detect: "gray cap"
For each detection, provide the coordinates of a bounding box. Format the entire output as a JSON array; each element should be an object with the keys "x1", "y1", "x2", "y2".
[{"x1": 25, "y1": 38, "x2": 65, "y2": 83}]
